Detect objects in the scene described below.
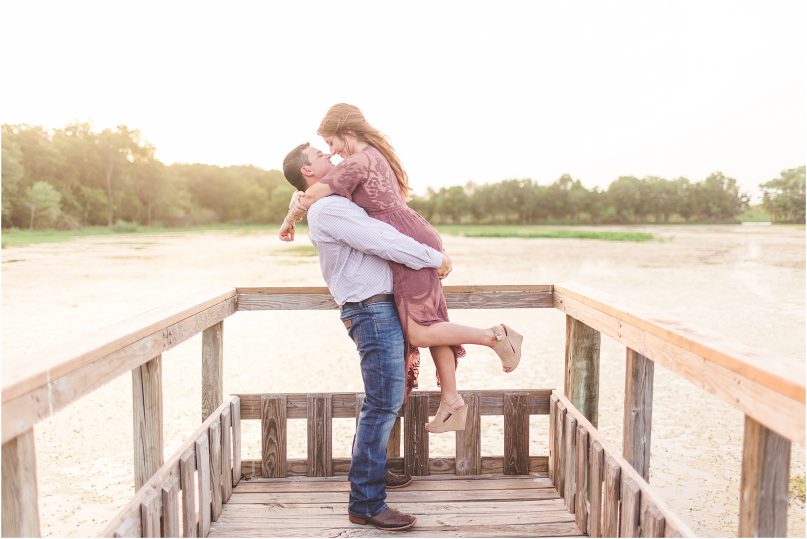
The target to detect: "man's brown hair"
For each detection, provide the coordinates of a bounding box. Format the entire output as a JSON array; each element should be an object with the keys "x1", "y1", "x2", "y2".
[{"x1": 282, "y1": 142, "x2": 310, "y2": 191}]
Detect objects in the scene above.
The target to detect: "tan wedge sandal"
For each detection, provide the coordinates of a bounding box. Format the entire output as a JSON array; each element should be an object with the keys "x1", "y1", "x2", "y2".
[
  {"x1": 425, "y1": 397, "x2": 467, "y2": 433},
  {"x1": 493, "y1": 324, "x2": 523, "y2": 372}
]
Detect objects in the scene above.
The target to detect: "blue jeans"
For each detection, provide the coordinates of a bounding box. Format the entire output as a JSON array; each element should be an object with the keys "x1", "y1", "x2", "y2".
[{"x1": 340, "y1": 300, "x2": 405, "y2": 518}]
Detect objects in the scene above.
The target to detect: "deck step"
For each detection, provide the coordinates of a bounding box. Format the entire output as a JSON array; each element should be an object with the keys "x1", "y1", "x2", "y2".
[{"x1": 208, "y1": 474, "x2": 584, "y2": 538}]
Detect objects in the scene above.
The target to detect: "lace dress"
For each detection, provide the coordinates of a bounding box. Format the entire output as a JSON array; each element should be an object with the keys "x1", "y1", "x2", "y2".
[{"x1": 320, "y1": 145, "x2": 465, "y2": 397}]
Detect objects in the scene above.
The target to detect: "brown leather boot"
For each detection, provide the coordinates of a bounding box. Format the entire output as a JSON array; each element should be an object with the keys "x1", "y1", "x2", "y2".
[
  {"x1": 385, "y1": 470, "x2": 413, "y2": 489},
  {"x1": 348, "y1": 507, "x2": 417, "y2": 530}
]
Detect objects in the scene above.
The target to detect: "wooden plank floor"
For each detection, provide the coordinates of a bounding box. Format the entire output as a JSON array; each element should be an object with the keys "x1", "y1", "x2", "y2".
[{"x1": 208, "y1": 474, "x2": 584, "y2": 537}]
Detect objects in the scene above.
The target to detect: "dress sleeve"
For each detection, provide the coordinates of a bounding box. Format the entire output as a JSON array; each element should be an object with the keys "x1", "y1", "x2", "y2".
[{"x1": 319, "y1": 151, "x2": 370, "y2": 199}]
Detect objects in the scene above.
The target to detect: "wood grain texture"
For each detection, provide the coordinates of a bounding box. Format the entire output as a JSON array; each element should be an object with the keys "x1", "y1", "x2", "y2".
[
  {"x1": 589, "y1": 440, "x2": 604, "y2": 538},
  {"x1": 161, "y1": 476, "x2": 180, "y2": 537},
  {"x1": 387, "y1": 417, "x2": 401, "y2": 458},
  {"x1": 230, "y1": 396, "x2": 241, "y2": 488},
  {"x1": 261, "y1": 395, "x2": 287, "y2": 478},
  {"x1": 564, "y1": 316, "x2": 601, "y2": 427},
  {"x1": 235, "y1": 285, "x2": 554, "y2": 311},
  {"x1": 3, "y1": 295, "x2": 237, "y2": 443},
  {"x1": 140, "y1": 488, "x2": 161, "y2": 538},
  {"x1": 738, "y1": 415, "x2": 791, "y2": 537},
  {"x1": 404, "y1": 393, "x2": 430, "y2": 476},
  {"x1": 202, "y1": 321, "x2": 224, "y2": 421},
  {"x1": 554, "y1": 391, "x2": 695, "y2": 537},
  {"x1": 306, "y1": 394, "x2": 333, "y2": 477},
  {"x1": 640, "y1": 498, "x2": 666, "y2": 538},
  {"x1": 235, "y1": 389, "x2": 551, "y2": 420},
  {"x1": 132, "y1": 355, "x2": 163, "y2": 491},
  {"x1": 1, "y1": 428, "x2": 40, "y2": 537},
  {"x1": 549, "y1": 394, "x2": 558, "y2": 484},
  {"x1": 554, "y1": 282, "x2": 804, "y2": 442},
  {"x1": 113, "y1": 514, "x2": 141, "y2": 538},
  {"x1": 620, "y1": 475, "x2": 641, "y2": 537},
  {"x1": 455, "y1": 393, "x2": 481, "y2": 476},
  {"x1": 195, "y1": 432, "x2": 212, "y2": 537},
  {"x1": 504, "y1": 392, "x2": 530, "y2": 475},
  {"x1": 179, "y1": 447, "x2": 197, "y2": 538},
  {"x1": 623, "y1": 348, "x2": 654, "y2": 481},
  {"x1": 602, "y1": 454, "x2": 621, "y2": 538},
  {"x1": 574, "y1": 425, "x2": 589, "y2": 534},
  {"x1": 209, "y1": 420, "x2": 223, "y2": 521},
  {"x1": 563, "y1": 414, "x2": 577, "y2": 512},
  {"x1": 555, "y1": 401, "x2": 567, "y2": 498},
  {"x1": 220, "y1": 408, "x2": 233, "y2": 503}
]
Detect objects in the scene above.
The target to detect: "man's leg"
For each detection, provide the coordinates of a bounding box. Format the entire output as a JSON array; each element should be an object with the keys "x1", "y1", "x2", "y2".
[{"x1": 341, "y1": 302, "x2": 406, "y2": 519}]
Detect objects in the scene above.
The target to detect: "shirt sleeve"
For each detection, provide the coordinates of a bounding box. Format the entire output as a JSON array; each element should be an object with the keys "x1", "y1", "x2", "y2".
[
  {"x1": 313, "y1": 198, "x2": 443, "y2": 270},
  {"x1": 319, "y1": 151, "x2": 370, "y2": 199}
]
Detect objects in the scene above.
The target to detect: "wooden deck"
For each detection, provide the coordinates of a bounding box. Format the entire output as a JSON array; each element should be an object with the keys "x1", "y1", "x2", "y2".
[{"x1": 207, "y1": 474, "x2": 584, "y2": 538}]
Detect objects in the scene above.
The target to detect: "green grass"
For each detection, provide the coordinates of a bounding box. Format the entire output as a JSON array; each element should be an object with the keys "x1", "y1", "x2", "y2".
[
  {"x1": 1, "y1": 224, "x2": 274, "y2": 248},
  {"x1": 437, "y1": 225, "x2": 655, "y2": 242}
]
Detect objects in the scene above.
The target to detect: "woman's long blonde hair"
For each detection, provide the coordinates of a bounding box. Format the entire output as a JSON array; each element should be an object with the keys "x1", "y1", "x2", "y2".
[{"x1": 317, "y1": 103, "x2": 410, "y2": 199}]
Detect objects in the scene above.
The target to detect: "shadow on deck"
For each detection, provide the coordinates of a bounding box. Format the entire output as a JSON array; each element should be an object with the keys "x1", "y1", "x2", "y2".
[{"x1": 208, "y1": 474, "x2": 582, "y2": 538}]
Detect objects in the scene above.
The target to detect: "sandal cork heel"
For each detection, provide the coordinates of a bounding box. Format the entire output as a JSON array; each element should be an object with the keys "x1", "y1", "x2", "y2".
[
  {"x1": 425, "y1": 397, "x2": 467, "y2": 433},
  {"x1": 493, "y1": 324, "x2": 523, "y2": 372}
]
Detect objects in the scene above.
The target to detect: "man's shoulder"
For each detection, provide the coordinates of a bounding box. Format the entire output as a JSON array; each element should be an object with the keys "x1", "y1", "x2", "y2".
[{"x1": 310, "y1": 195, "x2": 364, "y2": 216}]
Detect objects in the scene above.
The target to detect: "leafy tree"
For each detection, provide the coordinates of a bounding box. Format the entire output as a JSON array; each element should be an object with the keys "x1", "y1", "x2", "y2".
[
  {"x1": 761, "y1": 166, "x2": 805, "y2": 223},
  {"x1": 23, "y1": 181, "x2": 62, "y2": 229}
]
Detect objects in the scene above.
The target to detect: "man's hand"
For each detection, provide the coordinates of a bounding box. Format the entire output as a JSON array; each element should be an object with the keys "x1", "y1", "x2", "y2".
[
  {"x1": 437, "y1": 251, "x2": 452, "y2": 280},
  {"x1": 279, "y1": 219, "x2": 296, "y2": 242}
]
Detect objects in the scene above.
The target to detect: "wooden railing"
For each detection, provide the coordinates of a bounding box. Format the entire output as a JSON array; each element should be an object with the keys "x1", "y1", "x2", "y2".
[{"x1": 1, "y1": 283, "x2": 803, "y2": 537}]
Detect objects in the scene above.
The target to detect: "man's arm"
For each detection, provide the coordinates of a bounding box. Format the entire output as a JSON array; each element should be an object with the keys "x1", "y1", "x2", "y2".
[{"x1": 312, "y1": 198, "x2": 446, "y2": 272}]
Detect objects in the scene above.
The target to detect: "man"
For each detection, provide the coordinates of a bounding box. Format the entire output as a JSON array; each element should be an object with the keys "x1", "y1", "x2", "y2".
[{"x1": 280, "y1": 143, "x2": 450, "y2": 531}]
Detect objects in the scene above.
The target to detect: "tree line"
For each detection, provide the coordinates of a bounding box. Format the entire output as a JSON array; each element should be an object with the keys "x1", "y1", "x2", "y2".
[{"x1": 2, "y1": 123, "x2": 804, "y2": 230}]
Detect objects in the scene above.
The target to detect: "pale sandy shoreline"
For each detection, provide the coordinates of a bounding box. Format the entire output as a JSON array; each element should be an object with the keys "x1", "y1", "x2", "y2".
[{"x1": 2, "y1": 224, "x2": 805, "y2": 537}]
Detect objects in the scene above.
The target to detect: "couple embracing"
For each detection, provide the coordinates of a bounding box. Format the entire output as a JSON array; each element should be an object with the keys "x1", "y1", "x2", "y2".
[{"x1": 279, "y1": 104, "x2": 524, "y2": 531}]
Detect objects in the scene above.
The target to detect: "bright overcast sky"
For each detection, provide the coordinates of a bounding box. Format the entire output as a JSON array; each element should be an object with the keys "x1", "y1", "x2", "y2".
[{"x1": 1, "y1": 0, "x2": 805, "y2": 198}]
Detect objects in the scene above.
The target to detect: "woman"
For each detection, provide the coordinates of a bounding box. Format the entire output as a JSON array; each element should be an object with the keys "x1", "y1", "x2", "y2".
[{"x1": 280, "y1": 104, "x2": 523, "y2": 433}]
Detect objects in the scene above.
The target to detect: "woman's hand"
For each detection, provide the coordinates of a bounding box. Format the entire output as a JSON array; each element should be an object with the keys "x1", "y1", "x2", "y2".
[
  {"x1": 288, "y1": 191, "x2": 308, "y2": 222},
  {"x1": 278, "y1": 218, "x2": 296, "y2": 242},
  {"x1": 437, "y1": 252, "x2": 452, "y2": 280}
]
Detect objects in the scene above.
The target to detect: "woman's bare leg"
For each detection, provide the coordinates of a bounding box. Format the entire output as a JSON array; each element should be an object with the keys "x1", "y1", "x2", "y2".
[
  {"x1": 408, "y1": 319, "x2": 513, "y2": 372},
  {"x1": 425, "y1": 345, "x2": 464, "y2": 430}
]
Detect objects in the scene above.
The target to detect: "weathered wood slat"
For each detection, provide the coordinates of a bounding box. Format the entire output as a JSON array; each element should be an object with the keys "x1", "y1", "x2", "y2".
[
  {"x1": 307, "y1": 394, "x2": 333, "y2": 477},
  {"x1": 179, "y1": 447, "x2": 197, "y2": 538},
  {"x1": 202, "y1": 321, "x2": 224, "y2": 421},
  {"x1": 227, "y1": 487, "x2": 562, "y2": 504},
  {"x1": 388, "y1": 417, "x2": 401, "y2": 458},
  {"x1": 640, "y1": 497, "x2": 665, "y2": 538},
  {"x1": 555, "y1": 391, "x2": 695, "y2": 537},
  {"x1": 353, "y1": 393, "x2": 364, "y2": 426},
  {"x1": 455, "y1": 393, "x2": 481, "y2": 475},
  {"x1": 209, "y1": 420, "x2": 223, "y2": 521},
  {"x1": 235, "y1": 390, "x2": 551, "y2": 420},
  {"x1": 504, "y1": 392, "x2": 529, "y2": 475},
  {"x1": 132, "y1": 355, "x2": 164, "y2": 491},
  {"x1": 575, "y1": 425, "x2": 588, "y2": 533},
  {"x1": 230, "y1": 396, "x2": 241, "y2": 487},
  {"x1": 738, "y1": 415, "x2": 791, "y2": 537},
  {"x1": 240, "y1": 456, "x2": 548, "y2": 478},
  {"x1": 602, "y1": 454, "x2": 621, "y2": 537},
  {"x1": 623, "y1": 348, "x2": 654, "y2": 481},
  {"x1": 140, "y1": 488, "x2": 161, "y2": 538},
  {"x1": 620, "y1": 475, "x2": 641, "y2": 537},
  {"x1": 549, "y1": 394, "x2": 558, "y2": 484},
  {"x1": 235, "y1": 285, "x2": 554, "y2": 311},
  {"x1": 261, "y1": 395, "x2": 287, "y2": 478},
  {"x1": 113, "y1": 513, "x2": 141, "y2": 538},
  {"x1": 563, "y1": 414, "x2": 577, "y2": 512},
  {"x1": 556, "y1": 401, "x2": 567, "y2": 498},
  {"x1": 564, "y1": 316, "x2": 601, "y2": 427},
  {"x1": 554, "y1": 282, "x2": 804, "y2": 442},
  {"x1": 3, "y1": 295, "x2": 237, "y2": 444},
  {"x1": 1, "y1": 428, "x2": 41, "y2": 537},
  {"x1": 161, "y1": 476, "x2": 180, "y2": 537},
  {"x1": 195, "y1": 432, "x2": 212, "y2": 537},
  {"x1": 404, "y1": 393, "x2": 429, "y2": 476},
  {"x1": 231, "y1": 476, "x2": 554, "y2": 492},
  {"x1": 100, "y1": 398, "x2": 235, "y2": 537},
  {"x1": 589, "y1": 440, "x2": 605, "y2": 538},
  {"x1": 220, "y1": 407, "x2": 233, "y2": 503}
]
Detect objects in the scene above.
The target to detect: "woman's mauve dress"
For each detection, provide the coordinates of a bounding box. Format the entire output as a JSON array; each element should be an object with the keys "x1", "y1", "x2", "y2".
[{"x1": 320, "y1": 145, "x2": 465, "y2": 397}]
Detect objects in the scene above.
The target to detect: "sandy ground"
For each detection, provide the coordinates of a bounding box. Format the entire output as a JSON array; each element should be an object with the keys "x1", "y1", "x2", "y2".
[{"x1": 1, "y1": 224, "x2": 804, "y2": 537}]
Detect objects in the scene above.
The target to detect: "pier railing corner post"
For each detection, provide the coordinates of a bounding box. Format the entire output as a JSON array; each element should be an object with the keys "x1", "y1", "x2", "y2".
[
  {"x1": 564, "y1": 315, "x2": 601, "y2": 427},
  {"x1": 202, "y1": 320, "x2": 224, "y2": 421},
  {"x1": 1, "y1": 428, "x2": 41, "y2": 537}
]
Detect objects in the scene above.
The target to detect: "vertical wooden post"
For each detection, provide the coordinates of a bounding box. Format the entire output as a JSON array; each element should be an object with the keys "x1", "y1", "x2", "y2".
[
  {"x1": 230, "y1": 396, "x2": 242, "y2": 487},
  {"x1": 620, "y1": 476, "x2": 641, "y2": 537},
  {"x1": 589, "y1": 440, "x2": 605, "y2": 538},
  {"x1": 194, "y1": 432, "x2": 211, "y2": 537},
  {"x1": 549, "y1": 394, "x2": 558, "y2": 484},
  {"x1": 132, "y1": 355, "x2": 164, "y2": 490},
  {"x1": 602, "y1": 454, "x2": 622, "y2": 537},
  {"x1": 140, "y1": 488, "x2": 161, "y2": 538},
  {"x1": 738, "y1": 415, "x2": 791, "y2": 537},
  {"x1": 455, "y1": 392, "x2": 481, "y2": 475},
  {"x1": 623, "y1": 348, "x2": 654, "y2": 481},
  {"x1": 564, "y1": 316, "x2": 601, "y2": 427},
  {"x1": 208, "y1": 419, "x2": 222, "y2": 521},
  {"x1": 179, "y1": 447, "x2": 196, "y2": 538},
  {"x1": 387, "y1": 418, "x2": 402, "y2": 458},
  {"x1": 563, "y1": 414, "x2": 577, "y2": 511},
  {"x1": 555, "y1": 401, "x2": 567, "y2": 496},
  {"x1": 1, "y1": 428, "x2": 41, "y2": 537},
  {"x1": 307, "y1": 394, "x2": 333, "y2": 477},
  {"x1": 261, "y1": 395, "x2": 287, "y2": 478},
  {"x1": 575, "y1": 425, "x2": 589, "y2": 533},
  {"x1": 220, "y1": 407, "x2": 233, "y2": 502},
  {"x1": 504, "y1": 392, "x2": 529, "y2": 475},
  {"x1": 161, "y1": 476, "x2": 180, "y2": 537},
  {"x1": 202, "y1": 321, "x2": 223, "y2": 421},
  {"x1": 404, "y1": 392, "x2": 429, "y2": 476}
]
